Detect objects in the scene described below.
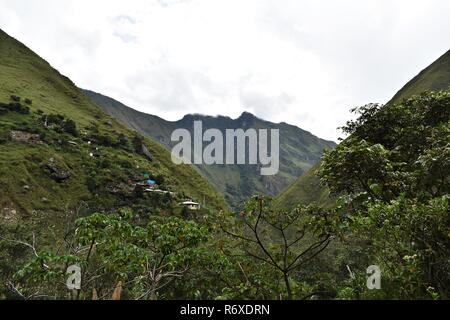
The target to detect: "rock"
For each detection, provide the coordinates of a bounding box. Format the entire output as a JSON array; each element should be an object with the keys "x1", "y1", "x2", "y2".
[
  {"x1": 10, "y1": 131, "x2": 42, "y2": 144},
  {"x1": 141, "y1": 144, "x2": 153, "y2": 161},
  {"x1": 23, "y1": 185, "x2": 30, "y2": 191},
  {"x1": 2, "y1": 204, "x2": 20, "y2": 226},
  {"x1": 45, "y1": 158, "x2": 71, "y2": 182},
  {"x1": 106, "y1": 120, "x2": 113, "y2": 127},
  {"x1": 41, "y1": 197, "x2": 49, "y2": 203}
]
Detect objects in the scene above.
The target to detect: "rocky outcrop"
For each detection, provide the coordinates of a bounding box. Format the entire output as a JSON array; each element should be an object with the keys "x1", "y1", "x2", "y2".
[
  {"x1": 44, "y1": 158, "x2": 71, "y2": 182},
  {"x1": 10, "y1": 130, "x2": 41, "y2": 144},
  {"x1": 141, "y1": 144, "x2": 153, "y2": 161}
]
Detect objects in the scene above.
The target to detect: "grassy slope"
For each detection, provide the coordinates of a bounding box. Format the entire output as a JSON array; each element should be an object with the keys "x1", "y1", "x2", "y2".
[
  {"x1": 389, "y1": 50, "x2": 450, "y2": 105},
  {"x1": 276, "y1": 48, "x2": 450, "y2": 210},
  {"x1": 0, "y1": 28, "x2": 227, "y2": 224},
  {"x1": 84, "y1": 90, "x2": 336, "y2": 209},
  {"x1": 274, "y1": 163, "x2": 333, "y2": 209}
]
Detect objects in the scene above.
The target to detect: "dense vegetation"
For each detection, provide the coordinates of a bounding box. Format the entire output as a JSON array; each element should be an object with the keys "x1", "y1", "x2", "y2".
[
  {"x1": 3, "y1": 90, "x2": 448, "y2": 300},
  {"x1": 319, "y1": 90, "x2": 449, "y2": 299},
  {"x1": 276, "y1": 49, "x2": 450, "y2": 210},
  {"x1": 0, "y1": 28, "x2": 227, "y2": 298},
  {"x1": 0, "y1": 29, "x2": 448, "y2": 300}
]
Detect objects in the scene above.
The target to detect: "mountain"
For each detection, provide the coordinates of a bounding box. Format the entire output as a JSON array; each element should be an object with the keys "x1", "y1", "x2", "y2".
[
  {"x1": 275, "y1": 49, "x2": 450, "y2": 209},
  {"x1": 0, "y1": 28, "x2": 228, "y2": 282},
  {"x1": 83, "y1": 90, "x2": 336, "y2": 209},
  {"x1": 389, "y1": 50, "x2": 450, "y2": 105},
  {"x1": 274, "y1": 163, "x2": 333, "y2": 209}
]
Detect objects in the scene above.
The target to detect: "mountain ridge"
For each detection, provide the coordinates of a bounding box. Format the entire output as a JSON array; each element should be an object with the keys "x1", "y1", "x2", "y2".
[
  {"x1": 389, "y1": 49, "x2": 450, "y2": 105},
  {"x1": 0, "y1": 27, "x2": 227, "y2": 224},
  {"x1": 83, "y1": 89, "x2": 336, "y2": 208},
  {"x1": 275, "y1": 48, "x2": 450, "y2": 209}
]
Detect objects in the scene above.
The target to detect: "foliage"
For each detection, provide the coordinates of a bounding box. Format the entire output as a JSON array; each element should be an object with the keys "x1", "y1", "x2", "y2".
[
  {"x1": 11, "y1": 209, "x2": 209, "y2": 300},
  {"x1": 220, "y1": 196, "x2": 335, "y2": 299},
  {"x1": 319, "y1": 90, "x2": 450, "y2": 299}
]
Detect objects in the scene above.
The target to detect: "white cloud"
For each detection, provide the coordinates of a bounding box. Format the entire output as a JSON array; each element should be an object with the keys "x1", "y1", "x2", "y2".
[{"x1": 0, "y1": 0, "x2": 449, "y2": 141}]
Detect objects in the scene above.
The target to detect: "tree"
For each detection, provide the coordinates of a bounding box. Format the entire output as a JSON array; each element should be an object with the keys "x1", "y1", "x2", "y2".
[
  {"x1": 221, "y1": 196, "x2": 334, "y2": 299},
  {"x1": 10, "y1": 210, "x2": 209, "y2": 300},
  {"x1": 319, "y1": 90, "x2": 450, "y2": 299}
]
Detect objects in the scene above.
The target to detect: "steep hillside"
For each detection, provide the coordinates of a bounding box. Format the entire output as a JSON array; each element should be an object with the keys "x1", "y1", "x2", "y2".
[
  {"x1": 389, "y1": 50, "x2": 450, "y2": 105},
  {"x1": 276, "y1": 48, "x2": 450, "y2": 209},
  {"x1": 84, "y1": 90, "x2": 336, "y2": 209},
  {"x1": 0, "y1": 28, "x2": 227, "y2": 261},
  {"x1": 274, "y1": 163, "x2": 334, "y2": 209}
]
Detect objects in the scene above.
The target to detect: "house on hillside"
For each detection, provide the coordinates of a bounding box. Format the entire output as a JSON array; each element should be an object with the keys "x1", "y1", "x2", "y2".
[{"x1": 181, "y1": 201, "x2": 201, "y2": 211}]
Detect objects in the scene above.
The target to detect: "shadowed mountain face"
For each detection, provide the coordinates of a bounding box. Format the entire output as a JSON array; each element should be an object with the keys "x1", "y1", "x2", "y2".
[
  {"x1": 84, "y1": 90, "x2": 336, "y2": 209},
  {"x1": 275, "y1": 48, "x2": 450, "y2": 210}
]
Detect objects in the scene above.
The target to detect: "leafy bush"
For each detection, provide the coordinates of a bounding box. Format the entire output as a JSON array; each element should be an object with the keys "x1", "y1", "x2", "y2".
[
  {"x1": 92, "y1": 134, "x2": 113, "y2": 147},
  {"x1": 0, "y1": 102, "x2": 30, "y2": 114},
  {"x1": 86, "y1": 176, "x2": 98, "y2": 194},
  {"x1": 62, "y1": 119, "x2": 78, "y2": 136},
  {"x1": 10, "y1": 95, "x2": 20, "y2": 102},
  {"x1": 132, "y1": 134, "x2": 144, "y2": 153},
  {"x1": 319, "y1": 90, "x2": 450, "y2": 299}
]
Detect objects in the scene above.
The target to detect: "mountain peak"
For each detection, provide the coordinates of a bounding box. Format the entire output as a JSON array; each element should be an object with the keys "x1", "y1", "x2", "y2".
[
  {"x1": 237, "y1": 111, "x2": 258, "y2": 123},
  {"x1": 239, "y1": 111, "x2": 255, "y2": 118}
]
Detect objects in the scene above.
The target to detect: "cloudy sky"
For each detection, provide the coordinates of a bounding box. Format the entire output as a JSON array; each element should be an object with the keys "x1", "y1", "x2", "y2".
[{"x1": 1, "y1": 0, "x2": 449, "y2": 141}]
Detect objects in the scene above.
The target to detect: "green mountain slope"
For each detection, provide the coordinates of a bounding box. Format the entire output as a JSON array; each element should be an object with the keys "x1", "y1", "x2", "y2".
[
  {"x1": 0, "y1": 28, "x2": 227, "y2": 248},
  {"x1": 83, "y1": 90, "x2": 336, "y2": 209},
  {"x1": 274, "y1": 163, "x2": 333, "y2": 209},
  {"x1": 389, "y1": 50, "x2": 450, "y2": 105},
  {"x1": 276, "y1": 48, "x2": 450, "y2": 209}
]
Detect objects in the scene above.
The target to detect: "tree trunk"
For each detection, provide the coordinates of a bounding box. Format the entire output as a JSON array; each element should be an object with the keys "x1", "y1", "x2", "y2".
[{"x1": 284, "y1": 272, "x2": 292, "y2": 300}]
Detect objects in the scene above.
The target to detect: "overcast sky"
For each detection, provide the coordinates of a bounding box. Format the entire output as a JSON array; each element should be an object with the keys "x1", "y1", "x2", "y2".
[{"x1": 1, "y1": 0, "x2": 449, "y2": 141}]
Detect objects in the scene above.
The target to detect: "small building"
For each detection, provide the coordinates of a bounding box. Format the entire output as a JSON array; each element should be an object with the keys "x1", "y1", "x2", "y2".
[
  {"x1": 145, "y1": 189, "x2": 174, "y2": 195},
  {"x1": 181, "y1": 201, "x2": 201, "y2": 211}
]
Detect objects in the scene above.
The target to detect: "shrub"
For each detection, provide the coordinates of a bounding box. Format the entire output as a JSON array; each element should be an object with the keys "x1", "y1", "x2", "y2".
[
  {"x1": 118, "y1": 159, "x2": 132, "y2": 169},
  {"x1": 5, "y1": 102, "x2": 30, "y2": 114},
  {"x1": 94, "y1": 134, "x2": 113, "y2": 147},
  {"x1": 86, "y1": 176, "x2": 98, "y2": 194},
  {"x1": 115, "y1": 134, "x2": 129, "y2": 147},
  {"x1": 0, "y1": 105, "x2": 8, "y2": 115},
  {"x1": 98, "y1": 159, "x2": 112, "y2": 169},
  {"x1": 62, "y1": 119, "x2": 78, "y2": 136},
  {"x1": 43, "y1": 114, "x2": 65, "y2": 126},
  {"x1": 154, "y1": 174, "x2": 165, "y2": 185},
  {"x1": 24, "y1": 98, "x2": 33, "y2": 105},
  {"x1": 132, "y1": 134, "x2": 144, "y2": 153}
]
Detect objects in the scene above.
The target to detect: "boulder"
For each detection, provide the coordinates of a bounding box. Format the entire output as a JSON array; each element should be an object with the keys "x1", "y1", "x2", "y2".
[
  {"x1": 45, "y1": 158, "x2": 71, "y2": 182},
  {"x1": 141, "y1": 144, "x2": 153, "y2": 161},
  {"x1": 10, "y1": 131, "x2": 41, "y2": 144}
]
